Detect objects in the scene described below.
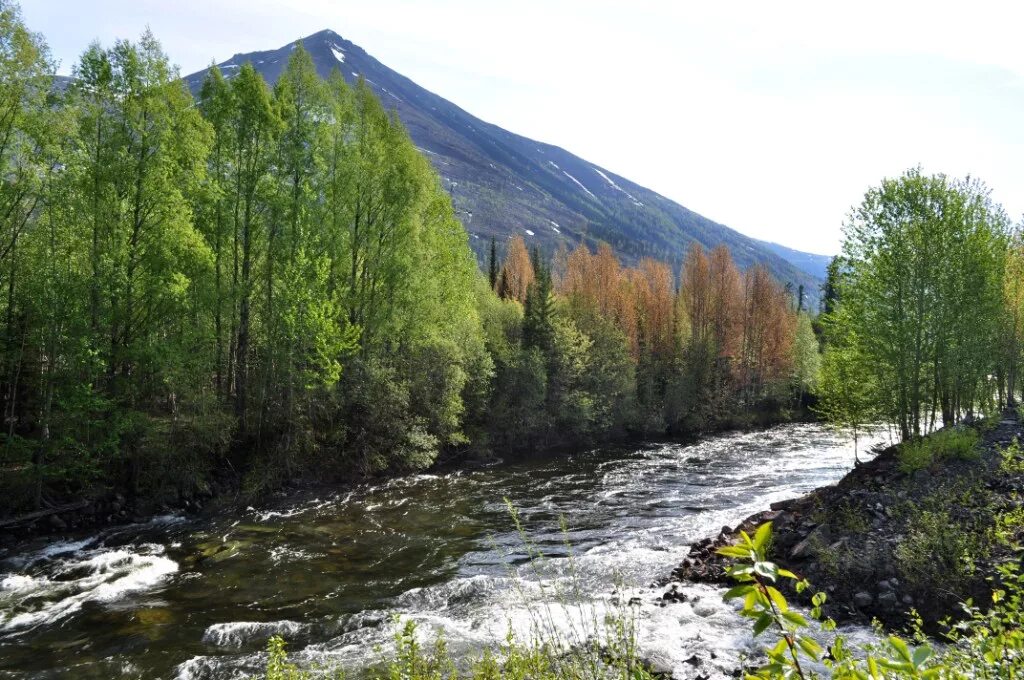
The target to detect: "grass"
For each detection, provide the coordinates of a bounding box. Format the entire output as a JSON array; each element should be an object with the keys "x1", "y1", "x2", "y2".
[
  {"x1": 897, "y1": 427, "x2": 980, "y2": 474},
  {"x1": 894, "y1": 507, "x2": 985, "y2": 595}
]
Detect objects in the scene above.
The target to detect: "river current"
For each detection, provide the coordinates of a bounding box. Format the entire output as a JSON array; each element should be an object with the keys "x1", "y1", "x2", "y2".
[{"x1": 0, "y1": 423, "x2": 888, "y2": 679}]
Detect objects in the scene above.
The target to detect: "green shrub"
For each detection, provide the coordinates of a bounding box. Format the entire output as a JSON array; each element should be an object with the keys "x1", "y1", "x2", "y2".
[
  {"x1": 716, "y1": 522, "x2": 939, "y2": 679},
  {"x1": 832, "y1": 501, "x2": 870, "y2": 534},
  {"x1": 895, "y1": 509, "x2": 985, "y2": 594},
  {"x1": 1000, "y1": 438, "x2": 1024, "y2": 475},
  {"x1": 718, "y1": 521, "x2": 1024, "y2": 679},
  {"x1": 898, "y1": 428, "x2": 980, "y2": 474}
]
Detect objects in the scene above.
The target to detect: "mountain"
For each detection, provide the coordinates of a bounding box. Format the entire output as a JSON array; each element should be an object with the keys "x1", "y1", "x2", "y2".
[
  {"x1": 183, "y1": 30, "x2": 822, "y2": 293},
  {"x1": 754, "y1": 240, "x2": 834, "y2": 281}
]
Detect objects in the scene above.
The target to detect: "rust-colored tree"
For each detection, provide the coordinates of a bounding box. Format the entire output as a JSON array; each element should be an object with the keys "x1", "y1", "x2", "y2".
[
  {"x1": 630, "y1": 258, "x2": 675, "y2": 359},
  {"x1": 498, "y1": 235, "x2": 534, "y2": 303},
  {"x1": 559, "y1": 243, "x2": 637, "y2": 352},
  {"x1": 708, "y1": 245, "x2": 743, "y2": 363},
  {"x1": 680, "y1": 243, "x2": 712, "y2": 343},
  {"x1": 739, "y1": 265, "x2": 796, "y2": 400}
]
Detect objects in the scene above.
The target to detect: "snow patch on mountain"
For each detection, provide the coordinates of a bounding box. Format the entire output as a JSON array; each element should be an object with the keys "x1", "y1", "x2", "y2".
[
  {"x1": 563, "y1": 171, "x2": 597, "y2": 200},
  {"x1": 593, "y1": 167, "x2": 643, "y2": 207}
]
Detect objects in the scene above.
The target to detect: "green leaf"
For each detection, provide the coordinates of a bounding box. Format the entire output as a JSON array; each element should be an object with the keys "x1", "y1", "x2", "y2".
[
  {"x1": 723, "y1": 584, "x2": 754, "y2": 601},
  {"x1": 752, "y1": 612, "x2": 773, "y2": 637},
  {"x1": 911, "y1": 645, "x2": 931, "y2": 668},
  {"x1": 781, "y1": 610, "x2": 809, "y2": 627},
  {"x1": 717, "y1": 545, "x2": 754, "y2": 559},
  {"x1": 888, "y1": 636, "x2": 912, "y2": 663},
  {"x1": 797, "y1": 635, "x2": 823, "y2": 660},
  {"x1": 752, "y1": 522, "x2": 772, "y2": 552},
  {"x1": 766, "y1": 586, "x2": 788, "y2": 612},
  {"x1": 753, "y1": 560, "x2": 779, "y2": 581}
]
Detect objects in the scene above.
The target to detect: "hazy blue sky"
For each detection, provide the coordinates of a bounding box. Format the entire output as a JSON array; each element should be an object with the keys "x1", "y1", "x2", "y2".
[{"x1": 23, "y1": 0, "x2": 1024, "y2": 254}]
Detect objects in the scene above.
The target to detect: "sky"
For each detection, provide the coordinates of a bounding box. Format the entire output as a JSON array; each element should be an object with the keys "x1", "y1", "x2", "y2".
[{"x1": 23, "y1": 1, "x2": 1024, "y2": 255}]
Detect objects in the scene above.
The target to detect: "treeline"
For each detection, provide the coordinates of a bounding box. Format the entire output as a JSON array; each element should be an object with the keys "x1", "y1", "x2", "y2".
[
  {"x1": 481, "y1": 236, "x2": 818, "y2": 452},
  {"x1": 0, "y1": 2, "x2": 816, "y2": 515},
  {"x1": 818, "y1": 167, "x2": 1022, "y2": 443}
]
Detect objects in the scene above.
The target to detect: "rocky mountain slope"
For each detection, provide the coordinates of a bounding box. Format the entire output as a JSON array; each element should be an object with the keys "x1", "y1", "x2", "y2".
[{"x1": 184, "y1": 29, "x2": 823, "y2": 293}]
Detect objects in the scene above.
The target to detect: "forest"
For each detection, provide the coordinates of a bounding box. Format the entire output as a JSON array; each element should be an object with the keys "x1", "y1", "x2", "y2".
[{"x1": 0, "y1": 4, "x2": 819, "y2": 518}]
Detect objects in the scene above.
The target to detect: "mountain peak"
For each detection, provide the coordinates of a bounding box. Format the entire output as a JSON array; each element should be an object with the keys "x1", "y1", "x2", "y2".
[
  {"x1": 183, "y1": 34, "x2": 824, "y2": 293},
  {"x1": 304, "y1": 28, "x2": 343, "y2": 42}
]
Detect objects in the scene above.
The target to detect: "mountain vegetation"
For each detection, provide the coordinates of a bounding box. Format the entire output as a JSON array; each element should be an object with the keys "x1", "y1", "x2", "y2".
[{"x1": 0, "y1": 5, "x2": 817, "y2": 518}]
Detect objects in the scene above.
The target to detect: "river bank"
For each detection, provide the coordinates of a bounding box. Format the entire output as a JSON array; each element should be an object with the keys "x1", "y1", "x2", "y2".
[
  {"x1": 671, "y1": 409, "x2": 1024, "y2": 632},
  {"x1": 0, "y1": 404, "x2": 814, "y2": 553}
]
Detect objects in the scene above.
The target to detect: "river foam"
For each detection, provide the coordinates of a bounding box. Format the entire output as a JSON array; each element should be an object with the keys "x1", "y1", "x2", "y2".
[{"x1": 0, "y1": 543, "x2": 178, "y2": 632}]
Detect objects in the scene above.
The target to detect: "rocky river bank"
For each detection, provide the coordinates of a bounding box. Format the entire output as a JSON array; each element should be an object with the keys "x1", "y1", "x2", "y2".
[{"x1": 669, "y1": 409, "x2": 1024, "y2": 631}]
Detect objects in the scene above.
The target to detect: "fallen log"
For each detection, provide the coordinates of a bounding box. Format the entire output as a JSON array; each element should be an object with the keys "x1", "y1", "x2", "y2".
[{"x1": 0, "y1": 500, "x2": 89, "y2": 529}]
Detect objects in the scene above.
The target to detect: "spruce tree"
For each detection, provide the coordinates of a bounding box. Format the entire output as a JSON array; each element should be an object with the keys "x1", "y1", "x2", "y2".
[
  {"x1": 488, "y1": 238, "x2": 498, "y2": 290},
  {"x1": 523, "y1": 255, "x2": 555, "y2": 352}
]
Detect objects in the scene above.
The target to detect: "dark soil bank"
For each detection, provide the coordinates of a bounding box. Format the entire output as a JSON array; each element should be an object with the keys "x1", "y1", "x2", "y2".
[{"x1": 670, "y1": 410, "x2": 1024, "y2": 630}]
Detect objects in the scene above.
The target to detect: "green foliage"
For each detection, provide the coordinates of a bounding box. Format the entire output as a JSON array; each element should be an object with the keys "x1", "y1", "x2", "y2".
[
  {"x1": 0, "y1": 4, "x2": 512, "y2": 512},
  {"x1": 999, "y1": 438, "x2": 1024, "y2": 475},
  {"x1": 718, "y1": 521, "x2": 1024, "y2": 679},
  {"x1": 791, "y1": 313, "x2": 821, "y2": 396},
  {"x1": 825, "y1": 168, "x2": 1009, "y2": 443},
  {"x1": 942, "y1": 563, "x2": 1024, "y2": 679},
  {"x1": 897, "y1": 428, "x2": 980, "y2": 474},
  {"x1": 895, "y1": 508, "x2": 985, "y2": 594},
  {"x1": 719, "y1": 522, "x2": 943, "y2": 679}
]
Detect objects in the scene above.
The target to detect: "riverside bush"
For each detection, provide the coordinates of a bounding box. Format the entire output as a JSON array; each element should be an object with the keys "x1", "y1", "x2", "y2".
[
  {"x1": 999, "y1": 438, "x2": 1024, "y2": 475},
  {"x1": 898, "y1": 428, "x2": 980, "y2": 474},
  {"x1": 894, "y1": 509, "x2": 984, "y2": 596},
  {"x1": 718, "y1": 521, "x2": 1024, "y2": 679}
]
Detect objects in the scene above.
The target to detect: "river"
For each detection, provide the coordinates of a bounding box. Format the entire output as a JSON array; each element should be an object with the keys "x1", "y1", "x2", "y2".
[{"x1": 0, "y1": 423, "x2": 889, "y2": 679}]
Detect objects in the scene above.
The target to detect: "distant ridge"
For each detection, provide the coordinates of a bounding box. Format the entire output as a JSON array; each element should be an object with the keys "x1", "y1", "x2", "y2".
[{"x1": 754, "y1": 240, "x2": 833, "y2": 281}]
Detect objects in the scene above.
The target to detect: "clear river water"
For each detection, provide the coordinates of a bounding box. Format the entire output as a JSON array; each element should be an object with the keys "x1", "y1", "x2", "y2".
[{"x1": 0, "y1": 423, "x2": 888, "y2": 679}]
